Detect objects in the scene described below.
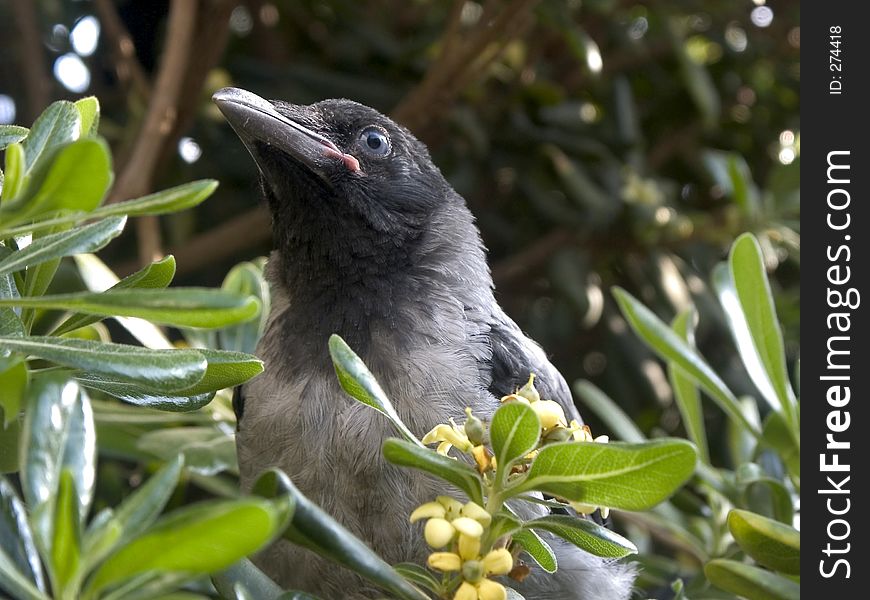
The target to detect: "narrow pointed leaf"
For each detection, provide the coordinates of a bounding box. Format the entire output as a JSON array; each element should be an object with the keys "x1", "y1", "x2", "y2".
[
  {"x1": 60, "y1": 388, "x2": 96, "y2": 525},
  {"x1": 727, "y1": 509, "x2": 799, "y2": 575},
  {"x1": 0, "y1": 216, "x2": 126, "y2": 278},
  {"x1": 668, "y1": 309, "x2": 709, "y2": 463},
  {"x1": 0, "y1": 357, "x2": 27, "y2": 426},
  {"x1": 512, "y1": 529, "x2": 556, "y2": 573},
  {"x1": 718, "y1": 234, "x2": 797, "y2": 423},
  {"x1": 0, "y1": 125, "x2": 28, "y2": 150},
  {"x1": 0, "y1": 337, "x2": 207, "y2": 393},
  {"x1": 50, "y1": 470, "x2": 80, "y2": 591},
  {"x1": 8, "y1": 138, "x2": 112, "y2": 221},
  {"x1": 52, "y1": 255, "x2": 177, "y2": 336},
  {"x1": 0, "y1": 478, "x2": 46, "y2": 593},
  {"x1": 612, "y1": 287, "x2": 761, "y2": 438},
  {"x1": 271, "y1": 476, "x2": 429, "y2": 600},
  {"x1": 211, "y1": 558, "x2": 284, "y2": 600},
  {"x1": 1, "y1": 288, "x2": 259, "y2": 329},
  {"x1": 0, "y1": 548, "x2": 50, "y2": 600},
  {"x1": 90, "y1": 180, "x2": 218, "y2": 218},
  {"x1": 383, "y1": 438, "x2": 484, "y2": 505},
  {"x1": 525, "y1": 515, "x2": 636, "y2": 558},
  {"x1": 1, "y1": 142, "x2": 24, "y2": 201},
  {"x1": 329, "y1": 335, "x2": 422, "y2": 446},
  {"x1": 705, "y1": 559, "x2": 800, "y2": 600},
  {"x1": 74, "y1": 97, "x2": 100, "y2": 137},
  {"x1": 88, "y1": 499, "x2": 283, "y2": 595},
  {"x1": 20, "y1": 101, "x2": 80, "y2": 175},
  {"x1": 512, "y1": 439, "x2": 697, "y2": 510}
]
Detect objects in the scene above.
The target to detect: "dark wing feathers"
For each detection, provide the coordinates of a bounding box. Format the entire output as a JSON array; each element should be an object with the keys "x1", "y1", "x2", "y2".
[{"x1": 485, "y1": 311, "x2": 582, "y2": 424}]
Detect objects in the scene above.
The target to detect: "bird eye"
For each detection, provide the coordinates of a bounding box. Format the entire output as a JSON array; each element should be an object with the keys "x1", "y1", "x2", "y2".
[{"x1": 358, "y1": 127, "x2": 391, "y2": 157}]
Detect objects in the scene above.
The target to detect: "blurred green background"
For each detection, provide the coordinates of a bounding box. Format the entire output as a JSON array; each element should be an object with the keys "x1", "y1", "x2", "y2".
[{"x1": 0, "y1": 1, "x2": 800, "y2": 597}]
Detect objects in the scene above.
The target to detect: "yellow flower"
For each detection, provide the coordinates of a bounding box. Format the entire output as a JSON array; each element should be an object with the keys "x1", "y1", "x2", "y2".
[
  {"x1": 424, "y1": 518, "x2": 456, "y2": 548},
  {"x1": 460, "y1": 501, "x2": 492, "y2": 527},
  {"x1": 451, "y1": 517, "x2": 484, "y2": 538},
  {"x1": 454, "y1": 581, "x2": 478, "y2": 600},
  {"x1": 422, "y1": 421, "x2": 474, "y2": 456},
  {"x1": 517, "y1": 373, "x2": 541, "y2": 403},
  {"x1": 500, "y1": 393, "x2": 530, "y2": 405},
  {"x1": 458, "y1": 533, "x2": 482, "y2": 561},
  {"x1": 481, "y1": 548, "x2": 513, "y2": 576},
  {"x1": 531, "y1": 400, "x2": 567, "y2": 431},
  {"x1": 477, "y1": 578, "x2": 508, "y2": 600},
  {"x1": 428, "y1": 552, "x2": 462, "y2": 572},
  {"x1": 472, "y1": 444, "x2": 495, "y2": 473},
  {"x1": 453, "y1": 578, "x2": 508, "y2": 600},
  {"x1": 409, "y1": 501, "x2": 446, "y2": 523}
]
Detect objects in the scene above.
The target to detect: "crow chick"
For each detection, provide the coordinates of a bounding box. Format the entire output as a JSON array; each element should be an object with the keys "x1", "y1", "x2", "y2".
[{"x1": 213, "y1": 87, "x2": 635, "y2": 600}]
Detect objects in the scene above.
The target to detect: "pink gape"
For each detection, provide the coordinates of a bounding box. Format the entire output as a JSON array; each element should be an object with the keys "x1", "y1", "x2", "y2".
[{"x1": 322, "y1": 146, "x2": 361, "y2": 173}]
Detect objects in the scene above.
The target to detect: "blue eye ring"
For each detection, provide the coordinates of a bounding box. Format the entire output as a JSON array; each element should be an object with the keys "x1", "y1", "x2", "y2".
[{"x1": 358, "y1": 127, "x2": 391, "y2": 157}]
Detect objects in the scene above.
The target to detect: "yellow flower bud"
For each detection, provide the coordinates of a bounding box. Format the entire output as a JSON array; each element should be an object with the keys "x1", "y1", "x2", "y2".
[
  {"x1": 427, "y1": 552, "x2": 462, "y2": 572},
  {"x1": 424, "y1": 518, "x2": 455, "y2": 548},
  {"x1": 458, "y1": 532, "x2": 482, "y2": 561},
  {"x1": 461, "y1": 501, "x2": 492, "y2": 527},
  {"x1": 500, "y1": 393, "x2": 529, "y2": 405},
  {"x1": 437, "y1": 495, "x2": 464, "y2": 519},
  {"x1": 454, "y1": 581, "x2": 478, "y2": 600},
  {"x1": 600, "y1": 507, "x2": 611, "y2": 519},
  {"x1": 451, "y1": 517, "x2": 484, "y2": 539},
  {"x1": 410, "y1": 502, "x2": 446, "y2": 523},
  {"x1": 531, "y1": 400, "x2": 567, "y2": 430},
  {"x1": 517, "y1": 373, "x2": 540, "y2": 403},
  {"x1": 594, "y1": 434, "x2": 610, "y2": 444},
  {"x1": 482, "y1": 549, "x2": 514, "y2": 576},
  {"x1": 477, "y1": 578, "x2": 508, "y2": 600},
  {"x1": 569, "y1": 502, "x2": 597, "y2": 516}
]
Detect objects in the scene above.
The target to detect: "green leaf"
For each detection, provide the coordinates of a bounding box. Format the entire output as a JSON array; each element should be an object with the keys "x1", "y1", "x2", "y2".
[
  {"x1": 0, "y1": 336, "x2": 207, "y2": 393},
  {"x1": 572, "y1": 380, "x2": 645, "y2": 443},
  {"x1": 0, "y1": 125, "x2": 28, "y2": 150},
  {"x1": 0, "y1": 216, "x2": 126, "y2": 278},
  {"x1": 718, "y1": 234, "x2": 798, "y2": 425},
  {"x1": 735, "y1": 464, "x2": 794, "y2": 525},
  {"x1": 87, "y1": 498, "x2": 283, "y2": 595},
  {"x1": 727, "y1": 509, "x2": 799, "y2": 575},
  {"x1": 0, "y1": 478, "x2": 47, "y2": 594},
  {"x1": 0, "y1": 247, "x2": 25, "y2": 339},
  {"x1": 762, "y1": 412, "x2": 800, "y2": 484},
  {"x1": 512, "y1": 529, "x2": 556, "y2": 573},
  {"x1": 668, "y1": 309, "x2": 709, "y2": 464},
  {"x1": 525, "y1": 515, "x2": 637, "y2": 558},
  {"x1": 219, "y1": 261, "x2": 270, "y2": 354},
  {"x1": 0, "y1": 547, "x2": 50, "y2": 600},
  {"x1": 1, "y1": 142, "x2": 25, "y2": 201},
  {"x1": 512, "y1": 439, "x2": 697, "y2": 510},
  {"x1": 83, "y1": 455, "x2": 184, "y2": 573},
  {"x1": 669, "y1": 20, "x2": 720, "y2": 129},
  {"x1": 0, "y1": 420, "x2": 21, "y2": 473},
  {"x1": 271, "y1": 476, "x2": 429, "y2": 600},
  {"x1": 19, "y1": 375, "x2": 79, "y2": 552},
  {"x1": 137, "y1": 427, "x2": 237, "y2": 476},
  {"x1": 77, "y1": 348, "x2": 262, "y2": 410},
  {"x1": 4, "y1": 139, "x2": 112, "y2": 223},
  {"x1": 705, "y1": 559, "x2": 800, "y2": 600},
  {"x1": 52, "y1": 255, "x2": 177, "y2": 336},
  {"x1": 328, "y1": 335, "x2": 422, "y2": 446},
  {"x1": 211, "y1": 558, "x2": 284, "y2": 600},
  {"x1": 612, "y1": 287, "x2": 761, "y2": 438},
  {"x1": 0, "y1": 357, "x2": 27, "y2": 426},
  {"x1": 74, "y1": 97, "x2": 100, "y2": 137},
  {"x1": 92, "y1": 179, "x2": 218, "y2": 218},
  {"x1": 20, "y1": 101, "x2": 80, "y2": 175},
  {"x1": 50, "y1": 470, "x2": 80, "y2": 592},
  {"x1": 392, "y1": 563, "x2": 442, "y2": 595},
  {"x1": 490, "y1": 402, "x2": 540, "y2": 482},
  {"x1": 0, "y1": 288, "x2": 260, "y2": 329},
  {"x1": 60, "y1": 387, "x2": 97, "y2": 526},
  {"x1": 382, "y1": 438, "x2": 484, "y2": 505}
]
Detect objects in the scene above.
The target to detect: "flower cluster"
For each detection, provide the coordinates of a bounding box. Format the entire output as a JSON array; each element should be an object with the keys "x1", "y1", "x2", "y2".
[
  {"x1": 422, "y1": 407, "x2": 495, "y2": 474},
  {"x1": 411, "y1": 496, "x2": 513, "y2": 600}
]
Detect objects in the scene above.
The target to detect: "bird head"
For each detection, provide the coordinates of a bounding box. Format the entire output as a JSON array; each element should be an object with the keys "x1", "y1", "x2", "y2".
[{"x1": 212, "y1": 87, "x2": 448, "y2": 247}]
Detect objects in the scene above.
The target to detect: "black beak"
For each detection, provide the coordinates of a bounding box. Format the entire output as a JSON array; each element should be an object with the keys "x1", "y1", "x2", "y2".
[{"x1": 212, "y1": 87, "x2": 359, "y2": 179}]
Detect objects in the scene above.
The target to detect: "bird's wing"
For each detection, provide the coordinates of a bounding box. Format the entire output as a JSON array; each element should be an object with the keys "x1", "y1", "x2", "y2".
[
  {"x1": 232, "y1": 386, "x2": 246, "y2": 429},
  {"x1": 485, "y1": 310, "x2": 582, "y2": 424}
]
